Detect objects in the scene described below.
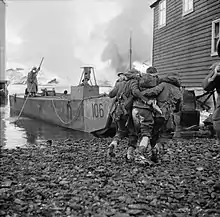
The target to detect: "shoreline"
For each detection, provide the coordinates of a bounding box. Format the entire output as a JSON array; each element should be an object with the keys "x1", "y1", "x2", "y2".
[{"x1": 1, "y1": 138, "x2": 220, "y2": 216}]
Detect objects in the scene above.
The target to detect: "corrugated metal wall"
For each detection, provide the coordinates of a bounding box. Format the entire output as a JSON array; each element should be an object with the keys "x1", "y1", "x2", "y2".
[{"x1": 152, "y1": 0, "x2": 220, "y2": 88}]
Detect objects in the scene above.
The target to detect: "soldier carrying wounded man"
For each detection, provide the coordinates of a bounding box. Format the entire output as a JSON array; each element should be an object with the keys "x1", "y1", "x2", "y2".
[
  {"x1": 107, "y1": 67, "x2": 163, "y2": 162},
  {"x1": 107, "y1": 66, "x2": 183, "y2": 165}
]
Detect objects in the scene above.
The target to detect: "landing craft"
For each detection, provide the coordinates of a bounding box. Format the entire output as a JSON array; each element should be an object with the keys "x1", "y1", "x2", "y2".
[
  {"x1": 9, "y1": 30, "x2": 136, "y2": 136},
  {"x1": 9, "y1": 66, "x2": 115, "y2": 136}
]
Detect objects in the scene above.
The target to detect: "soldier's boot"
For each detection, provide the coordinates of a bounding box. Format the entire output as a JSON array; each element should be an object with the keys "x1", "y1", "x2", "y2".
[
  {"x1": 173, "y1": 112, "x2": 182, "y2": 138},
  {"x1": 135, "y1": 136, "x2": 153, "y2": 166},
  {"x1": 151, "y1": 142, "x2": 163, "y2": 163},
  {"x1": 125, "y1": 146, "x2": 135, "y2": 162},
  {"x1": 107, "y1": 140, "x2": 118, "y2": 158}
]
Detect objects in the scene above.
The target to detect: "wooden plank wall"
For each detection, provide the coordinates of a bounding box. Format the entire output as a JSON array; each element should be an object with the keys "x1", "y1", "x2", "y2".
[{"x1": 152, "y1": 0, "x2": 220, "y2": 88}]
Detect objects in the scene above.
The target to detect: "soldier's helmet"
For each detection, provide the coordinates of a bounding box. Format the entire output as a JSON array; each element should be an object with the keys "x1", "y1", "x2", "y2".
[
  {"x1": 32, "y1": 66, "x2": 37, "y2": 73},
  {"x1": 217, "y1": 39, "x2": 220, "y2": 58},
  {"x1": 146, "y1": 66, "x2": 158, "y2": 75},
  {"x1": 124, "y1": 68, "x2": 141, "y2": 79},
  {"x1": 117, "y1": 72, "x2": 124, "y2": 76}
]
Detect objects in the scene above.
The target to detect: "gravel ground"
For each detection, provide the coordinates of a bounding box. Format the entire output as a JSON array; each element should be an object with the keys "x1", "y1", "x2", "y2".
[{"x1": 0, "y1": 138, "x2": 220, "y2": 217}]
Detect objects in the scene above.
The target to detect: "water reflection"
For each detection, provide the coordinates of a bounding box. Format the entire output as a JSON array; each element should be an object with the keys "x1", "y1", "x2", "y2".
[
  {"x1": 0, "y1": 84, "x2": 112, "y2": 149},
  {"x1": 0, "y1": 96, "x2": 93, "y2": 149}
]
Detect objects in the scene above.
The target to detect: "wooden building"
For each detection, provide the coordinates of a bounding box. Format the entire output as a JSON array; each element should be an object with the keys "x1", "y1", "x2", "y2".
[{"x1": 150, "y1": 0, "x2": 220, "y2": 88}]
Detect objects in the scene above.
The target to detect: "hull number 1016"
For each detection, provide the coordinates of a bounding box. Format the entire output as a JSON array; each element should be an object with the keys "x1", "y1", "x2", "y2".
[{"x1": 92, "y1": 103, "x2": 104, "y2": 118}]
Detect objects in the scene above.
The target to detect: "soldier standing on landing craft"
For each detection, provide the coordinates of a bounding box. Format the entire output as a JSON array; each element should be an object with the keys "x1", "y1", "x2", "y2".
[{"x1": 26, "y1": 66, "x2": 40, "y2": 97}]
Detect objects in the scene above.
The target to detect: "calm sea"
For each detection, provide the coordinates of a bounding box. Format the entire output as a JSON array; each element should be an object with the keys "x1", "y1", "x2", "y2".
[{"x1": 0, "y1": 84, "x2": 106, "y2": 149}]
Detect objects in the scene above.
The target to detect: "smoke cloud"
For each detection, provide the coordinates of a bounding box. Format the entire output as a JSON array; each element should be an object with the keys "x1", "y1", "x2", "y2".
[
  {"x1": 6, "y1": 0, "x2": 153, "y2": 85},
  {"x1": 99, "y1": 0, "x2": 153, "y2": 73}
]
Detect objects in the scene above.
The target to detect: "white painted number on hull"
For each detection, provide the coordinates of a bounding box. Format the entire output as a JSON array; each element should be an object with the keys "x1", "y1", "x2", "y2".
[{"x1": 91, "y1": 103, "x2": 104, "y2": 118}]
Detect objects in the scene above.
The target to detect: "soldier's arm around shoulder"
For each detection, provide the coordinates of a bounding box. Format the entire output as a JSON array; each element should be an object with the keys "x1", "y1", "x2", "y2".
[
  {"x1": 129, "y1": 79, "x2": 149, "y2": 103},
  {"x1": 141, "y1": 83, "x2": 165, "y2": 97},
  {"x1": 108, "y1": 81, "x2": 119, "y2": 98},
  {"x1": 130, "y1": 79, "x2": 145, "y2": 99}
]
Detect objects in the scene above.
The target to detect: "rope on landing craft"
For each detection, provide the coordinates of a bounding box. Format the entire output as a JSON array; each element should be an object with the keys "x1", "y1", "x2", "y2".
[
  {"x1": 50, "y1": 94, "x2": 108, "y2": 125},
  {"x1": 15, "y1": 92, "x2": 108, "y2": 125},
  {"x1": 51, "y1": 99, "x2": 84, "y2": 125}
]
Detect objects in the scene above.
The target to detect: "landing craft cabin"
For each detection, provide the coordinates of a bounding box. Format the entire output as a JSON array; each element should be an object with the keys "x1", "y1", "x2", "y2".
[{"x1": 150, "y1": 0, "x2": 220, "y2": 88}]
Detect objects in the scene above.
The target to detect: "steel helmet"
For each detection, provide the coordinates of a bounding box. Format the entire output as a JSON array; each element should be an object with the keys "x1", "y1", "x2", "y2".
[
  {"x1": 32, "y1": 66, "x2": 37, "y2": 73},
  {"x1": 117, "y1": 72, "x2": 124, "y2": 76}
]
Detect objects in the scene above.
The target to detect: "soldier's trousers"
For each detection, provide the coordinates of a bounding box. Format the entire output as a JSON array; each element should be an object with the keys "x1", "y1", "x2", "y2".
[
  {"x1": 213, "y1": 120, "x2": 220, "y2": 144},
  {"x1": 114, "y1": 114, "x2": 138, "y2": 148},
  {"x1": 150, "y1": 116, "x2": 166, "y2": 148},
  {"x1": 132, "y1": 108, "x2": 154, "y2": 140}
]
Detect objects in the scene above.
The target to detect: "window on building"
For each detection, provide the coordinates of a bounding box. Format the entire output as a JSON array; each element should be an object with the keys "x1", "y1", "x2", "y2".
[
  {"x1": 183, "y1": 0, "x2": 193, "y2": 16},
  {"x1": 159, "y1": 0, "x2": 166, "y2": 28},
  {"x1": 211, "y1": 19, "x2": 220, "y2": 56}
]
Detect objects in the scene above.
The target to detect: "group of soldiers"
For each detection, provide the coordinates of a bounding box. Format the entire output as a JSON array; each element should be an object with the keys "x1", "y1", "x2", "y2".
[
  {"x1": 107, "y1": 39, "x2": 220, "y2": 166},
  {"x1": 107, "y1": 66, "x2": 182, "y2": 165}
]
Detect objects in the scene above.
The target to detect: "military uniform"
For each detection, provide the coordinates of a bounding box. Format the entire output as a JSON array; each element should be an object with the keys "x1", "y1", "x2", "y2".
[
  {"x1": 27, "y1": 67, "x2": 40, "y2": 96},
  {"x1": 203, "y1": 39, "x2": 220, "y2": 146},
  {"x1": 203, "y1": 62, "x2": 220, "y2": 145},
  {"x1": 107, "y1": 71, "x2": 142, "y2": 159},
  {"x1": 123, "y1": 69, "x2": 157, "y2": 161},
  {"x1": 141, "y1": 72, "x2": 182, "y2": 162},
  {"x1": 109, "y1": 79, "x2": 128, "y2": 141},
  {"x1": 131, "y1": 72, "x2": 160, "y2": 164}
]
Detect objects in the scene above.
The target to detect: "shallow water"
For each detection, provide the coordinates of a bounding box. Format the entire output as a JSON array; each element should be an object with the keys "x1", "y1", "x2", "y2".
[{"x1": 0, "y1": 84, "x2": 94, "y2": 149}]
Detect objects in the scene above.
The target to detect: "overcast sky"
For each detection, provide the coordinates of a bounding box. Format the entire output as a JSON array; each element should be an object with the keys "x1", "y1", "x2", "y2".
[{"x1": 6, "y1": 0, "x2": 153, "y2": 84}]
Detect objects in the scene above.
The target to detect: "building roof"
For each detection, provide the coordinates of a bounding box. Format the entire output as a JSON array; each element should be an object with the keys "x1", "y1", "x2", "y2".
[{"x1": 150, "y1": 0, "x2": 161, "y2": 8}]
